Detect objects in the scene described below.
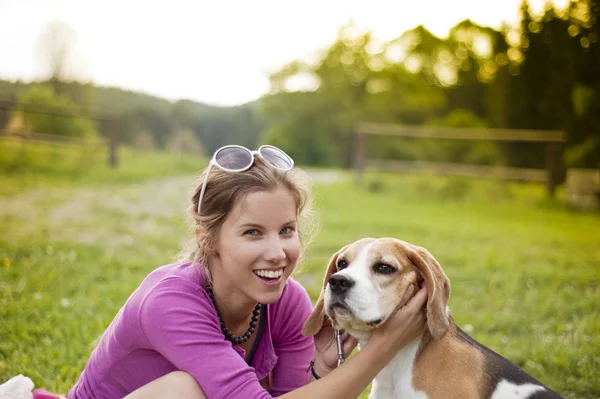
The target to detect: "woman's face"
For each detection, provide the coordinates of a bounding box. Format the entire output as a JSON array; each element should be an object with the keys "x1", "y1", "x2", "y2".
[{"x1": 209, "y1": 186, "x2": 301, "y2": 305}]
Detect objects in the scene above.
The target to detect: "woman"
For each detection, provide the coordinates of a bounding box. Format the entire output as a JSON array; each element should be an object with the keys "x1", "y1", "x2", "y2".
[{"x1": 65, "y1": 145, "x2": 427, "y2": 399}]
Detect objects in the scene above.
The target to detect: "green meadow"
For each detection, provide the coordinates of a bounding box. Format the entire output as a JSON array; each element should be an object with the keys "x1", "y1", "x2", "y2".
[{"x1": 1, "y1": 143, "x2": 598, "y2": 398}]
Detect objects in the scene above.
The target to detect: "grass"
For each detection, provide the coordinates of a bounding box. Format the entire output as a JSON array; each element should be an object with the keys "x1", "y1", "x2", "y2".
[
  {"x1": 0, "y1": 139, "x2": 205, "y2": 196},
  {"x1": 0, "y1": 149, "x2": 599, "y2": 398}
]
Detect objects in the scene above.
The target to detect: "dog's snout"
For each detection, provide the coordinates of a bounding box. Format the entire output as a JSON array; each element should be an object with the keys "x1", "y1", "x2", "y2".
[{"x1": 329, "y1": 274, "x2": 355, "y2": 294}]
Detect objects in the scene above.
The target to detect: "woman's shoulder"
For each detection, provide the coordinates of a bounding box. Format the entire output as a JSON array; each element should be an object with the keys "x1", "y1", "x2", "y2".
[
  {"x1": 276, "y1": 276, "x2": 311, "y2": 305},
  {"x1": 284, "y1": 275, "x2": 310, "y2": 295},
  {"x1": 133, "y1": 263, "x2": 216, "y2": 330},
  {"x1": 141, "y1": 262, "x2": 206, "y2": 291},
  {"x1": 269, "y1": 276, "x2": 313, "y2": 330},
  {"x1": 129, "y1": 262, "x2": 209, "y2": 314}
]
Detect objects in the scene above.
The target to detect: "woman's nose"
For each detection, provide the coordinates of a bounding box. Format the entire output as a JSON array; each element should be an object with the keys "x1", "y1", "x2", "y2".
[{"x1": 264, "y1": 237, "x2": 286, "y2": 262}]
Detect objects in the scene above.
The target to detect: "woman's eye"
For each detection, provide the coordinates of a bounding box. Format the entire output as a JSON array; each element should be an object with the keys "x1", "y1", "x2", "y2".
[
  {"x1": 337, "y1": 260, "x2": 348, "y2": 270},
  {"x1": 243, "y1": 229, "x2": 260, "y2": 236},
  {"x1": 374, "y1": 263, "x2": 396, "y2": 274},
  {"x1": 280, "y1": 226, "x2": 295, "y2": 235}
]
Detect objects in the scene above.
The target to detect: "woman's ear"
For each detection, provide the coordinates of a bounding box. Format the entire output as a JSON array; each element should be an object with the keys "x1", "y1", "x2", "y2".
[
  {"x1": 407, "y1": 246, "x2": 451, "y2": 340},
  {"x1": 302, "y1": 246, "x2": 348, "y2": 336}
]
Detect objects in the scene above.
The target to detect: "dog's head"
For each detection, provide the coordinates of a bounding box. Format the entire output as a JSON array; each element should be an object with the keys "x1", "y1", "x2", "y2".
[{"x1": 302, "y1": 237, "x2": 451, "y2": 340}]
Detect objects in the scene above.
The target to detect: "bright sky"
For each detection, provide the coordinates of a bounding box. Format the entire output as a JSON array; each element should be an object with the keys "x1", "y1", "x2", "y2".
[{"x1": 0, "y1": 0, "x2": 569, "y2": 106}]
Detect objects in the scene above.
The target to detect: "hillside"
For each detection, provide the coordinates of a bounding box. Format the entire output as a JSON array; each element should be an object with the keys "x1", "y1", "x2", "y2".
[{"x1": 0, "y1": 79, "x2": 265, "y2": 154}]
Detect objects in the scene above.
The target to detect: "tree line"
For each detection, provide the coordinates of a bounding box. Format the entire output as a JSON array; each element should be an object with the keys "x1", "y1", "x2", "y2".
[
  {"x1": 263, "y1": 0, "x2": 599, "y2": 170},
  {"x1": 1, "y1": 0, "x2": 598, "y2": 171}
]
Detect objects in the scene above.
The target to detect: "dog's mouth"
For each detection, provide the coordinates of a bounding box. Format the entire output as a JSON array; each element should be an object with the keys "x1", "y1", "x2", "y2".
[
  {"x1": 325, "y1": 300, "x2": 353, "y2": 323},
  {"x1": 327, "y1": 301, "x2": 387, "y2": 331},
  {"x1": 328, "y1": 300, "x2": 351, "y2": 313},
  {"x1": 365, "y1": 318, "x2": 384, "y2": 327}
]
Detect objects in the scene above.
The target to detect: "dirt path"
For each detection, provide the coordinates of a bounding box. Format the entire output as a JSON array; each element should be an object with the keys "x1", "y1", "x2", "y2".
[{"x1": 0, "y1": 170, "x2": 345, "y2": 249}]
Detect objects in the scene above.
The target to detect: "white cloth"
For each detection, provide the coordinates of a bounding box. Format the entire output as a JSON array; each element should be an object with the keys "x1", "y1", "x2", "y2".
[{"x1": 0, "y1": 375, "x2": 34, "y2": 399}]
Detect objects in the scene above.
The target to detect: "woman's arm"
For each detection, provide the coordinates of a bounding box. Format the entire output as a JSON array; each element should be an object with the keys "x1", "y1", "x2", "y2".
[{"x1": 140, "y1": 277, "x2": 426, "y2": 399}]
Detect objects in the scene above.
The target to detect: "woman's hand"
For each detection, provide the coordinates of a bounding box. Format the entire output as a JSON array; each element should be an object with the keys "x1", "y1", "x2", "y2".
[
  {"x1": 312, "y1": 285, "x2": 427, "y2": 377},
  {"x1": 370, "y1": 285, "x2": 428, "y2": 353},
  {"x1": 313, "y1": 319, "x2": 358, "y2": 377}
]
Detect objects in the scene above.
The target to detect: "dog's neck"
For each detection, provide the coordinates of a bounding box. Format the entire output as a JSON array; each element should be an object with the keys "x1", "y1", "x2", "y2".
[
  {"x1": 352, "y1": 330, "x2": 436, "y2": 399},
  {"x1": 372, "y1": 337, "x2": 426, "y2": 399},
  {"x1": 353, "y1": 329, "x2": 433, "y2": 357}
]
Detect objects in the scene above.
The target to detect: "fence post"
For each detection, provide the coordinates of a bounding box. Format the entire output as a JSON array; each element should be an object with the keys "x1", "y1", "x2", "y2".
[
  {"x1": 545, "y1": 142, "x2": 562, "y2": 197},
  {"x1": 109, "y1": 119, "x2": 119, "y2": 168}
]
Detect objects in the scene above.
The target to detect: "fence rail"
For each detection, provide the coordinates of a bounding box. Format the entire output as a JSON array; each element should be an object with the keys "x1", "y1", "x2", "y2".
[
  {"x1": 353, "y1": 122, "x2": 565, "y2": 197},
  {"x1": 356, "y1": 122, "x2": 567, "y2": 142},
  {"x1": 0, "y1": 131, "x2": 106, "y2": 147}
]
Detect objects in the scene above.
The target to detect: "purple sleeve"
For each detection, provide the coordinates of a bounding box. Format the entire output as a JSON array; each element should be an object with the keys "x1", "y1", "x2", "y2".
[
  {"x1": 138, "y1": 277, "x2": 273, "y2": 399},
  {"x1": 269, "y1": 279, "x2": 315, "y2": 396}
]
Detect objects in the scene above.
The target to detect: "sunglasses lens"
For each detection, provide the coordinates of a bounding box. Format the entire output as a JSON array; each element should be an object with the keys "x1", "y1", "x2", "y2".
[
  {"x1": 259, "y1": 146, "x2": 293, "y2": 170},
  {"x1": 215, "y1": 147, "x2": 253, "y2": 170}
]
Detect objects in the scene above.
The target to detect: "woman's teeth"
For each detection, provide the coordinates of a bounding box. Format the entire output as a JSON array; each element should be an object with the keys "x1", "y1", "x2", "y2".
[{"x1": 253, "y1": 269, "x2": 284, "y2": 279}]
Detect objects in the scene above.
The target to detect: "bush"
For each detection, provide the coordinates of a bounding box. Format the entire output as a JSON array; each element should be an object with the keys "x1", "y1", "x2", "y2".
[{"x1": 12, "y1": 85, "x2": 99, "y2": 139}]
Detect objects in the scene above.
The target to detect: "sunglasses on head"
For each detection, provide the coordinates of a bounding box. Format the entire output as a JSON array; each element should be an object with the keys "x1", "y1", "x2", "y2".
[{"x1": 197, "y1": 145, "x2": 294, "y2": 215}]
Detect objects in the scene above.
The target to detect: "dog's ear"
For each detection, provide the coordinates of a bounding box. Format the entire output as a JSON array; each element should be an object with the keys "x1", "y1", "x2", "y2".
[
  {"x1": 302, "y1": 246, "x2": 347, "y2": 336},
  {"x1": 407, "y1": 246, "x2": 451, "y2": 340}
]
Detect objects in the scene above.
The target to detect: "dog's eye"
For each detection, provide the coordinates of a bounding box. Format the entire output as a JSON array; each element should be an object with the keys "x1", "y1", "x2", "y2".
[
  {"x1": 337, "y1": 259, "x2": 348, "y2": 270},
  {"x1": 374, "y1": 263, "x2": 396, "y2": 274}
]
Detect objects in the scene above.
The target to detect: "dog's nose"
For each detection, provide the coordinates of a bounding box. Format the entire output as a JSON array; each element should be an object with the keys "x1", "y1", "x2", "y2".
[{"x1": 329, "y1": 274, "x2": 355, "y2": 294}]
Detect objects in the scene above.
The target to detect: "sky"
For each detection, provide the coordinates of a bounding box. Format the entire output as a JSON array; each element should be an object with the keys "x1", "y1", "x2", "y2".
[{"x1": 0, "y1": 0, "x2": 569, "y2": 106}]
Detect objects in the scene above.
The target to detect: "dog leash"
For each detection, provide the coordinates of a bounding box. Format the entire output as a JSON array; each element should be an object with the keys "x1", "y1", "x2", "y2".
[{"x1": 335, "y1": 330, "x2": 345, "y2": 367}]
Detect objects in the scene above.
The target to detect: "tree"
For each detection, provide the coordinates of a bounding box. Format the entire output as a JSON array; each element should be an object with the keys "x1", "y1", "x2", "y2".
[
  {"x1": 263, "y1": 22, "x2": 446, "y2": 166},
  {"x1": 503, "y1": 1, "x2": 577, "y2": 168},
  {"x1": 36, "y1": 20, "x2": 80, "y2": 97},
  {"x1": 566, "y1": 0, "x2": 600, "y2": 168}
]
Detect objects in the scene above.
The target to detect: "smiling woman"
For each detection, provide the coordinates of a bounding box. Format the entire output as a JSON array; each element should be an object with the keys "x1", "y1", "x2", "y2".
[{"x1": 55, "y1": 144, "x2": 429, "y2": 399}]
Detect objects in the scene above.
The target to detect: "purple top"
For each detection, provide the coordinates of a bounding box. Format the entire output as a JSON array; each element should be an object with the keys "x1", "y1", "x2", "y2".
[{"x1": 68, "y1": 263, "x2": 315, "y2": 399}]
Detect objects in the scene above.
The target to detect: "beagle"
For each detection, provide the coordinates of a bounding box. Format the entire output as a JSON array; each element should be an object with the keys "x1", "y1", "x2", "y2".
[{"x1": 303, "y1": 237, "x2": 564, "y2": 399}]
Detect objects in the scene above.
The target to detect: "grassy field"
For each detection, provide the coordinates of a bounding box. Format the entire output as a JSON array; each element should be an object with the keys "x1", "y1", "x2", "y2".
[
  {"x1": 1, "y1": 144, "x2": 599, "y2": 398},
  {"x1": 0, "y1": 138, "x2": 204, "y2": 196}
]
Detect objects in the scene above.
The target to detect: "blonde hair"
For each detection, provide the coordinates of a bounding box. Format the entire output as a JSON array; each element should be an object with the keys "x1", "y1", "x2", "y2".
[{"x1": 179, "y1": 157, "x2": 317, "y2": 274}]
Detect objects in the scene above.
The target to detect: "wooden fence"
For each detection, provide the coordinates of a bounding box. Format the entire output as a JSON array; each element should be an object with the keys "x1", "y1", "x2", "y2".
[
  {"x1": 0, "y1": 100, "x2": 120, "y2": 167},
  {"x1": 353, "y1": 122, "x2": 567, "y2": 197}
]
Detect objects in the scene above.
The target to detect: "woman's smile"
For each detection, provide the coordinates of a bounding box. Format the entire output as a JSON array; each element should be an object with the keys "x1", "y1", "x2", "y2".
[{"x1": 253, "y1": 267, "x2": 286, "y2": 286}]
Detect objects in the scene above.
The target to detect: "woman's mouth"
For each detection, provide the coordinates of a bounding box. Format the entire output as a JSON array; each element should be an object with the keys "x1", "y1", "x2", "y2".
[{"x1": 253, "y1": 268, "x2": 285, "y2": 285}]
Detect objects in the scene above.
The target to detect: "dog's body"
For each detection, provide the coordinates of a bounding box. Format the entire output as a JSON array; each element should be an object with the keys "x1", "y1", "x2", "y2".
[
  {"x1": 303, "y1": 238, "x2": 563, "y2": 399},
  {"x1": 367, "y1": 324, "x2": 559, "y2": 399}
]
